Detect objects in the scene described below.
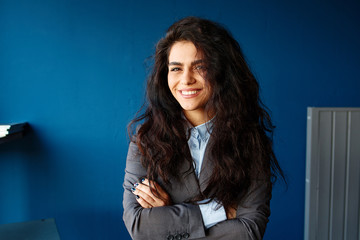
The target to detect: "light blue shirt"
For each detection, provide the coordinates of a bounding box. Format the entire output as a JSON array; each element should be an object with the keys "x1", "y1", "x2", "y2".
[{"x1": 187, "y1": 119, "x2": 227, "y2": 229}]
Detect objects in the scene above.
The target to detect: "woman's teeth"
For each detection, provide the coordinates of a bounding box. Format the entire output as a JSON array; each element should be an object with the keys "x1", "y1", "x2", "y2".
[{"x1": 182, "y1": 90, "x2": 198, "y2": 95}]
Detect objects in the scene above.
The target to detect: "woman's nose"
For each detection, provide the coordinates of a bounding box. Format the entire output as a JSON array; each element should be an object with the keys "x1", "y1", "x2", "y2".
[{"x1": 180, "y1": 69, "x2": 195, "y2": 85}]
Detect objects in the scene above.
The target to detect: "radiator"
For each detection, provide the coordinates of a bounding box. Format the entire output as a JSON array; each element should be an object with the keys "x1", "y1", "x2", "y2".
[{"x1": 305, "y1": 107, "x2": 360, "y2": 240}]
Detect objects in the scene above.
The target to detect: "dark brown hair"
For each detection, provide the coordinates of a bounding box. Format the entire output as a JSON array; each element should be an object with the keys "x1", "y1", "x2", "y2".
[{"x1": 129, "y1": 16, "x2": 285, "y2": 208}]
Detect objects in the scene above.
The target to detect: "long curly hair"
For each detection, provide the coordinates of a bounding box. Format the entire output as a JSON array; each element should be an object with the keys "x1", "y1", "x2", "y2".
[{"x1": 129, "y1": 16, "x2": 285, "y2": 209}]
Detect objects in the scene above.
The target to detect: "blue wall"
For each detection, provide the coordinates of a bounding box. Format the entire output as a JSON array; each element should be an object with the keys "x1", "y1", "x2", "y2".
[{"x1": 1, "y1": 0, "x2": 359, "y2": 239}]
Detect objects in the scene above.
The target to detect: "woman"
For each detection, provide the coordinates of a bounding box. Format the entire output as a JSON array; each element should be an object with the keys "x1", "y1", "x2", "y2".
[{"x1": 123, "y1": 16, "x2": 285, "y2": 240}]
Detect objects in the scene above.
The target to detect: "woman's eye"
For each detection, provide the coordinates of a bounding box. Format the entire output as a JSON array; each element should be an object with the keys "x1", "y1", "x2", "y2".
[
  {"x1": 195, "y1": 65, "x2": 206, "y2": 71},
  {"x1": 170, "y1": 67, "x2": 181, "y2": 72}
]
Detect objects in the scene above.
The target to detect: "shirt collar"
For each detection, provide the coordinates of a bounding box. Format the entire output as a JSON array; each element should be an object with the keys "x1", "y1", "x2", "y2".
[{"x1": 184, "y1": 115, "x2": 215, "y2": 142}]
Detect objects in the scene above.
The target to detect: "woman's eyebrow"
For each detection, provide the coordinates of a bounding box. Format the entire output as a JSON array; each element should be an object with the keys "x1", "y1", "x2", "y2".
[
  {"x1": 168, "y1": 61, "x2": 182, "y2": 66},
  {"x1": 168, "y1": 59, "x2": 204, "y2": 66},
  {"x1": 191, "y1": 59, "x2": 204, "y2": 66}
]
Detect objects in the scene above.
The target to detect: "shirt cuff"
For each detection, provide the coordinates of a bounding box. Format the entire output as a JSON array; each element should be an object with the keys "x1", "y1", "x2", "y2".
[{"x1": 198, "y1": 199, "x2": 227, "y2": 229}]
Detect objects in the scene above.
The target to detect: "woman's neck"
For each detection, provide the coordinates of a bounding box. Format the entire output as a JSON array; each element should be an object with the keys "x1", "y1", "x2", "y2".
[{"x1": 184, "y1": 109, "x2": 215, "y2": 127}]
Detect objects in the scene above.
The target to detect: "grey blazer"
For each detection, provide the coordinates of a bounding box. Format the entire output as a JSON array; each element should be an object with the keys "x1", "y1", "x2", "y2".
[{"x1": 123, "y1": 140, "x2": 272, "y2": 240}]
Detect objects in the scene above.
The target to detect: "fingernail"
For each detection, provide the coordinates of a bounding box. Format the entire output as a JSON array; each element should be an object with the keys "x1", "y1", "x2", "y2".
[
  {"x1": 131, "y1": 187, "x2": 136, "y2": 192},
  {"x1": 136, "y1": 195, "x2": 140, "y2": 199},
  {"x1": 140, "y1": 178, "x2": 145, "y2": 183},
  {"x1": 134, "y1": 183, "x2": 139, "y2": 187}
]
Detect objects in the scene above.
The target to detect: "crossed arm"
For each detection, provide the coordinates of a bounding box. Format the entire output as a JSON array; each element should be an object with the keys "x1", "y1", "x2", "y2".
[
  {"x1": 123, "y1": 142, "x2": 272, "y2": 240},
  {"x1": 132, "y1": 178, "x2": 236, "y2": 219}
]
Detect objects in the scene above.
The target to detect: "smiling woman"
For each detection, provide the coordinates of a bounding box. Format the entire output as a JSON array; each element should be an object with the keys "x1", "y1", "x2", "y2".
[
  {"x1": 167, "y1": 41, "x2": 213, "y2": 126},
  {"x1": 123, "y1": 16, "x2": 285, "y2": 240}
]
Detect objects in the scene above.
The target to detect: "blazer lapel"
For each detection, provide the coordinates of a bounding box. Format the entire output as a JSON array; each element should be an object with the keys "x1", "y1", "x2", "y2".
[
  {"x1": 177, "y1": 149, "x2": 202, "y2": 201},
  {"x1": 173, "y1": 137, "x2": 215, "y2": 201},
  {"x1": 198, "y1": 139, "x2": 214, "y2": 193}
]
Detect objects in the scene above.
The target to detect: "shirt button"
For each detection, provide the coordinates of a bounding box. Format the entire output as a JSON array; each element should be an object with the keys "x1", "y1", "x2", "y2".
[
  {"x1": 182, "y1": 232, "x2": 190, "y2": 239},
  {"x1": 175, "y1": 234, "x2": 182, "y2": 240},
  {"x1": 167, "y1": 235, "x2": 174, "y2": 240}
]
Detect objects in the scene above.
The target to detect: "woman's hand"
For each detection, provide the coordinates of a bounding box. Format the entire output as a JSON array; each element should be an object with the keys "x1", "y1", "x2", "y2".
[
  {"x1": 131, "y1": 178, "x2": 172, "y2": 208},
  {"x1": 225, "y1": 205, "x2": 237, "y2": 219}
]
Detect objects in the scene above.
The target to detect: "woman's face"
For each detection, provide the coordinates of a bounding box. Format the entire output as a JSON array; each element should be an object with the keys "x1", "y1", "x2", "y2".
[{"x1": 167, "y1": 41, "x2": 212, "y2": 121}]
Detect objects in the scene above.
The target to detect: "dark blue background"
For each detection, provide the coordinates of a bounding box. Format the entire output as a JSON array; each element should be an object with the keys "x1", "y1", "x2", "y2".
[{"x1": 1, "y1": 0, "x2": 359, "y2": 239}]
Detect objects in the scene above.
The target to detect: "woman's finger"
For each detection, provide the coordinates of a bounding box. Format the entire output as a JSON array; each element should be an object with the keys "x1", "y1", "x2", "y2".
[
  {"x1": 135, "y1": 195, "x2": 153, "y2": 208},
  {"x1": 140, "y1": 178, "x2": 167, "y2": 196},
  {"x1": 131, "y1": 184, "x2": 157, "y2": 205},
  {"x1": 132, "y1": 178, "x2": 171, "y2": 207},
  {"x1": 150, "y1": 181, "x2": 172, "y2": 206},
  {"x1": 225, "y1": 205, "x2": 237, "y2": 219},
  {"x1": 140, "y1": 178, "x2": 149, "y2": 186},
  {"x1": 142, "y1": 178, "x2": 171, "y2": 203}
]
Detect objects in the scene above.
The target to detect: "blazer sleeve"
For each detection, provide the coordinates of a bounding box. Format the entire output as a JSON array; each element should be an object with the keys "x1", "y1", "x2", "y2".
[
  {"x1": 123, "y1": 141, "x2": 272, "y2": 240},
  {"x1": 122, "y1": 141, "x2": 206, "y2": 240},
  {"x1": 198, "y1": 181, "x2": 272, "y2": 240}
]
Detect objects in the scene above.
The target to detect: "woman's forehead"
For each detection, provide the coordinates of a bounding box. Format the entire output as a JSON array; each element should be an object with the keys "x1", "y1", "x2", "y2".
[{"x1": 168, "y1": 41, "x2": 204, "y2": 63}]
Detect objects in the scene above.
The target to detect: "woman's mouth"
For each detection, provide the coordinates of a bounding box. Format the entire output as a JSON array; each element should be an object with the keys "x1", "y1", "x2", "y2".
[
  {"x1": 182, "y1": 90, "x2": 198, "y2": 95},
  {"x1": 179, "y1": 89, "x2": 201, "y2": 98}
]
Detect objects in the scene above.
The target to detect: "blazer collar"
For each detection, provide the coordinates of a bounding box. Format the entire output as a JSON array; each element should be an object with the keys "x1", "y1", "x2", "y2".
[
  {"x1": 179, "y1": 136, "x2": 215, "y2": 195},
  {"x1": 198, "y1": 137, "x2": 214, "y2": 193}
]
